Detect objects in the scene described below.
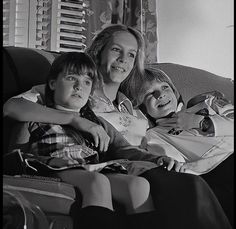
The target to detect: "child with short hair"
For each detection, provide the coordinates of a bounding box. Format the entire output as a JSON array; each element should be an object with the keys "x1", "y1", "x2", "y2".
[
  {"x1": 136, "y1": 68, "x2": 233, "y2": 174},
  {"x1": 135, "y1": 67, "x2": 234, "y2": 224}
]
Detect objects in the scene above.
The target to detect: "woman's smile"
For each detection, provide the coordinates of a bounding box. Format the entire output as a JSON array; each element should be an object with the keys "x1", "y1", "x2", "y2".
[{"x1": 111, "y1": 65, "x2": 126, "y2": 73}]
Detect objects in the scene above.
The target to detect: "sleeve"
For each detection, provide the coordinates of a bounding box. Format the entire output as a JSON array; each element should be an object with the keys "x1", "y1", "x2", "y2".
[
  {"x1": 12, "y1": 84, "x2": 46, "y2": 104},
  {"x1": 98, "y1": 117, "x2": 160, "y2": 163},
  {"x1": 205, "y1": 96, "x2": 234, "y2": 136},
  {"x1": 187, "y1": 91, "x2": 234, "y2": 136},
  {"x1": 208, "y1": 114, "x2": 234, "y2": 136}
]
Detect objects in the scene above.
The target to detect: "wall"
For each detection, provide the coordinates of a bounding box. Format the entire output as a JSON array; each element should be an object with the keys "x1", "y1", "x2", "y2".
[{"x1": 157, "y1": 0, "x2": 234, "y2": 79}]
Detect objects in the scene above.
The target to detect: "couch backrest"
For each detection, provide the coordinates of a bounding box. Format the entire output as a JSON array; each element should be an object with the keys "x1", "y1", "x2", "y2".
[
  {"x1": 146, "y1": 63, "x2": 234, "y2": 105},
  {"x1": 3, "y1": 47, "x2": 59, "y2": 154},
  {"x1": 4, "y1": 46, "x2": 233, "y2": 105},
  {"x1": 3, "y1": 46, "x2": 60, "y2": 103}
]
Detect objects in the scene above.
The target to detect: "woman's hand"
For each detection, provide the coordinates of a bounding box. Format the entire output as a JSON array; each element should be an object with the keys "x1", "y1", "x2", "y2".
[
  {"x1": 156, "y1": 156, "x2": 183, "y2": 172},
  {"x1": 70, "y1": 115, "x2": 110, "y2": 152}
]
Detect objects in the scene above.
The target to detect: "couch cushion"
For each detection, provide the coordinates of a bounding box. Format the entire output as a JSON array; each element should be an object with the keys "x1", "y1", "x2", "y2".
[{"x1": 3, "y1": 175, "x2": 79, "y2": 215}]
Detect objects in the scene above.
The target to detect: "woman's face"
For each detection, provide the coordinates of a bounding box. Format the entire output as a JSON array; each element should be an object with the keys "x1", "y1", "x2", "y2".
[
  {"x1": 99, "y1": 31, "x2": 138, "y2": 84},
  {"x1": 143, "y1": 81, "x2": 178, "y2": 119},
  {"x1": 49, "y1": 71, "x2": 93, "y2": 110}
]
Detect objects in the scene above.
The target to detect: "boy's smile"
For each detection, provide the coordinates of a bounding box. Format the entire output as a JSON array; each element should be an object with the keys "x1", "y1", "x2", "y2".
[
  {"x1": 143, "y1": 81, "x2": 178, "y2": 119},
  {"x1": 156, "y1": 100, "x2": 171, "y2": 108}
]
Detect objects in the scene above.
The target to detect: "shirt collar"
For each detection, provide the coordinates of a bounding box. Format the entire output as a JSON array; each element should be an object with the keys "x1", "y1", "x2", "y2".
[
  {"x1": 90, "y1": 88, "x2": 134, "y2": 115},
  {"x1": 55, "y1": 104, "x2": 80, "y2": 113},
  {"x1": 116, "y1": 91, "x2": 134, "y2": 115}
]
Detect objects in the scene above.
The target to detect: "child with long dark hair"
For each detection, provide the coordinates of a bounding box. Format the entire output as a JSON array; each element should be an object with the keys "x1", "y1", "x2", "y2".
[{"x1": 26, "y1": 52, "x2": 159, "y2": 229}]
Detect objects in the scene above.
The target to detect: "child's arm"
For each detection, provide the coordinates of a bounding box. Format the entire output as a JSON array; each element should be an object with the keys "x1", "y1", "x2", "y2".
[
  {"x1": 205, "y1": 114, "x2": 233, "y2": 136},
  {"x1": 161, "y1": 108, "x2": 233, "y2": 136},
  {"x1": 185, "y1": 91, "x2": 234, "y2": 136}
]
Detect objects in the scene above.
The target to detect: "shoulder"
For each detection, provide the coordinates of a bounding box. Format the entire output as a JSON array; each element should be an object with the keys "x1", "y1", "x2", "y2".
[
  {"x1": 13, "y1": 84, "x2": 46, "y2": 104},
  {"x1": 31, "y1": 84, "x2": 45, "y2": 94}
]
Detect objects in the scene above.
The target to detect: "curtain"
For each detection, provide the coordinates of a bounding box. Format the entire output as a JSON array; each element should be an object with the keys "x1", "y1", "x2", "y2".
[{"x1": 84, "y1": 0, "x2": 158, "y2": 63}]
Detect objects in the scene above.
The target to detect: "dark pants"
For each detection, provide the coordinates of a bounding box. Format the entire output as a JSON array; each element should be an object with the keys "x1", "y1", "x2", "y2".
[
  {"x1": 140, "y1": 167, "x2": 232, "y2": 229},
  {"x1": 201, "y1": 154, "x2": 234, "y2": 227}
]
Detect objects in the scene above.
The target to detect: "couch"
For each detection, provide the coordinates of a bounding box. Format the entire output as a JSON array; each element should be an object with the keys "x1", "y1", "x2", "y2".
[{"x1": 3, "y1": 46, "x2": 234, "y2": 228}]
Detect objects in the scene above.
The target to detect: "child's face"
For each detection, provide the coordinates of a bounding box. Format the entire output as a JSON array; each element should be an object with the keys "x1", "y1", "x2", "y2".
[
  {"x1": 143, "y1": 81, "x2": 178, "y2": 119},
  {"x1": 49, "y1": 71, "x2": 93, "y2": 110},
  {"x1": 99, "y1": 31, "x2": 138, "y2": 84}
]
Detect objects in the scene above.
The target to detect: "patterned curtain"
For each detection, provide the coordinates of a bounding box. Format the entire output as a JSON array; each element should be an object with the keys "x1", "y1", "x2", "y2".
[{"x1": 84, "y1": 0, "x2": 158, "y2": 63}]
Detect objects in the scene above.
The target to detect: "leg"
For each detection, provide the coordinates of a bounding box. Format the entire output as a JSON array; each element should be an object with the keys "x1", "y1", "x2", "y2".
[
  {"x1": 106, "y1": 173, "x2": 155, "y2": 214},
  {"x1": 56, "y1": 169, "x2": 113, "y2": 210},
  {"x1": 141, "y1": 167, "x2": 232, "y2": 229},
  {"x1": 56, "y1": 169, "x2": 124, "y2": 229},
  {"x1": 201, "y1": 154, "x2": 234, "y2": 227}
]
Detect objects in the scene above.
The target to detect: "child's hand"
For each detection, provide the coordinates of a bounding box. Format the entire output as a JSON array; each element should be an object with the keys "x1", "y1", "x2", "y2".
[
  {"x1": 165, "y1": 110, "x2": 204, "y2": 130},
  {"x1": 89, "y1": 124, "x2": 110, "y2": 152},
  {"x1": 70, "y1": 115, "x2": 110, "y2": 152},
  {"x1": 156, "y1": 156, "x2": 183, "y2": 172},
  {"x1": 158, "y1": 111, "x2": 204, "y2": 130},
  {"x1": 175, "y1": 111, "x2": 204, "y2": 130}
]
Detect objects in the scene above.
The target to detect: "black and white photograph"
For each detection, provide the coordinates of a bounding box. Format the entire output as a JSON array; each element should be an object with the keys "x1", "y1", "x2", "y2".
[{"x1": 3, "y1": 0, "x2": 234, "y2": 228}]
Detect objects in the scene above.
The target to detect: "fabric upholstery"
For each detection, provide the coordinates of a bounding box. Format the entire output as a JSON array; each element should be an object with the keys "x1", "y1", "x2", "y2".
[
  {"x1": 146, "y1": 63, "x2": 234, "y2": 105},
  {"x1": 3, "y1": 175, "x2": 77, "y2": 214}
]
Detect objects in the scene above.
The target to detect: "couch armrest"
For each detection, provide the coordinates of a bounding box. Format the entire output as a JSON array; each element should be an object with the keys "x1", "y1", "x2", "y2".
[{"x1": 3, "y1": 175, "x2": 78, "y2": 215}]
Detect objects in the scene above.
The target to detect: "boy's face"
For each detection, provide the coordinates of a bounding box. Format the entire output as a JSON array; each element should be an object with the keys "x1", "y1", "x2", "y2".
[
  {"x1": 49, "y1": 72, "x2": 93, "y2": 110},
  {"x1": 99, "y1": 31, "x2": 138, "y2": 84},
  {"x1": 143, "y1": 81, "x2": 178, "y2": 119}
]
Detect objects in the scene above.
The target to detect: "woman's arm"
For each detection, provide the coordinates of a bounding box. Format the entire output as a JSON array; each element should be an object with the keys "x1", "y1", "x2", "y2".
[
  {"x1": 3, "y1": 97, "x2": 74, "y2": 124},
  {"x1": 4, "y1": 98, "x2": 110, "y2": 150}
]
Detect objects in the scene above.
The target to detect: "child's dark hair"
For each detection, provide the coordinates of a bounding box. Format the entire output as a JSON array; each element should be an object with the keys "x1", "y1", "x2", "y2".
[
  {"x1": 45, "y1": 52, "x2": 98, "y2": 108},
  {"x1": 45, "y1": 52, "x2": 102, "y2": 127}
]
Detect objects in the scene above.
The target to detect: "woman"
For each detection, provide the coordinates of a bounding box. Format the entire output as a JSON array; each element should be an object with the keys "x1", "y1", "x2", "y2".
[{"x1": 3, "y1": 24, "x2": 231, "y2": 228}]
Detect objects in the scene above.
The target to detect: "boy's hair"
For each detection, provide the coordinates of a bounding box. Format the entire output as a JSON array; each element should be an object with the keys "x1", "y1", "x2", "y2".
[
  {"x1": 86, "y1": 24, "x2": 145, "y2": 100},
  {"x1": 45, "y1": 52, "x2": 98, "y2": 108}
]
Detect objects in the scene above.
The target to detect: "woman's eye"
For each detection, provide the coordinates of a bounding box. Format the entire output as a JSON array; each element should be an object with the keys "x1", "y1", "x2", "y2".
[
  {"x1": 128, "y1": 53, "x2": 135, "y2": 58},
  {"x1": 85, "y1": 80, "x2": 92, "y2": 86},
  {"x1": 162, "y1": 85, "x2": 169, "y2": 90},
  {"x1": 111, "y1": 47, "x2": 120, "y2": 52}
]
